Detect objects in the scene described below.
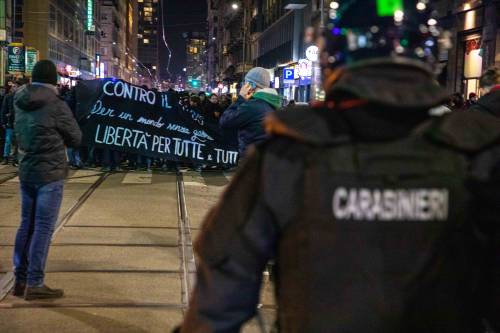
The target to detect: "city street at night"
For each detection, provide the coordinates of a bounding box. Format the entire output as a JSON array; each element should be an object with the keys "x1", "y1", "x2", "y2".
[{"x1": 0, "y1": 0, "x2": 499, "y2": 332}]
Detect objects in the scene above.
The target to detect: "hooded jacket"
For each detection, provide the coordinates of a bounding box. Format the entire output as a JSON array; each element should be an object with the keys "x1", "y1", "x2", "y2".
[
  {"x1": 178, "y1": 62, "x2": 500, "y2": 333},
  {"x1": 220, "y1": 88, "x2": 281, "y2": 155},
  {"x1": 14, "y1": 84, "x2": 82, "y2": 183}
]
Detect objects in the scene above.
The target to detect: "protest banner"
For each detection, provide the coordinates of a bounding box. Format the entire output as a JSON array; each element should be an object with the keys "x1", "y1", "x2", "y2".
[{"x1": 76, "y1": 79, "x2": 239, "y2": 167}]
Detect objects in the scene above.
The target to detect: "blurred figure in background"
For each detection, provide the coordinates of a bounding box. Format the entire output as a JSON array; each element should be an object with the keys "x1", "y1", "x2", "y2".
[
  {"x1": 1, "y1": 81, "x2": 19, "y2": 165},
  {"x1": 469, "y1": 66, "x2": 500, "y2": 117}
]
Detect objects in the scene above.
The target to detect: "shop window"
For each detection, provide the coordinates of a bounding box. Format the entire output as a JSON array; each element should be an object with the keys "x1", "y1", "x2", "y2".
[{"x1": 463, "y1": 37, "x2": 482, "y2": 97}]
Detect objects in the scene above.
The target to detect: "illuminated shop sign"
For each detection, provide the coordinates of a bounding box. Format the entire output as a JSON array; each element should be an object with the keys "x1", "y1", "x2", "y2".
[{"x1": 87, "y1": 0, "x2": 95, "y2": 31}]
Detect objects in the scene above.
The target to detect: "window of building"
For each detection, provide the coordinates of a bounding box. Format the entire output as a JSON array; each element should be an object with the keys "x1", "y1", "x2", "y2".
[
  {"x1": 463, "y1": 37, "x2": 482, "y2": 97},
  {"x1": 49, "y1": 5, "x2": 56, "y2": 33},
  {"x1": 57, "y1": 11, "x2": 63, "y2": 36}
]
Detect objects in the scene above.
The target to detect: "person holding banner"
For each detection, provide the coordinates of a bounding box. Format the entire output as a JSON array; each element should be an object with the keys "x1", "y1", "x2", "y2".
[
  {"x1": 12, "y1": 60, "x2": 81, "y2": 300},
  {"x1": 220, "y1": 67, "x2": 281, "y2": 156}
]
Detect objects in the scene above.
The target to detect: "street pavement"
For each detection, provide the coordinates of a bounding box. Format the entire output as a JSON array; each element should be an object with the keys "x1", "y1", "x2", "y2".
[{"x1": 0, "y1": 168, "x2": 276, "y2": 332}]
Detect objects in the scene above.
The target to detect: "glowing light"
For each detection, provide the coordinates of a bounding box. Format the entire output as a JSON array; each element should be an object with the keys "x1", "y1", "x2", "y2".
[
  {"x1": 427, "y1": 18, "x2": 437, "y2": 26},
  {"x1": 394, "y1": 10, "x2": 404, "y2": 23},
  {"x1": 330, "y1": 1, "x2": 339, "y2": 9},
  {"x1": 416, "y1": 2, "x2": 426, "y2": 11},
  {"x1": 231, "y1": 3, "x2": 238, "y2": 10}
]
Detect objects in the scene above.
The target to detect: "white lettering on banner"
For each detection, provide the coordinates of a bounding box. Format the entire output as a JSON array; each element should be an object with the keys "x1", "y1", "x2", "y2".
[
  {"x1": 173, "y1": 138, "x2": 205, "y2": 160},
  {"x1": 93, "y1": 125, "x2": 237, "y2": 164},
  {"x1": 95, "y1": 124, "x2": 149, "y2": 150},
  {"x1": 103, "y1": 81, "x2": 156, "y2": 105},
  {"x1": 166, "y1": 123, "x2": 190, "y2": 134},
  {"x1": 152, "y1": 135, "x2": 172, "y2": 154},
  {"x1": 191, "y1": 130, "x2": 214, "y2": 143},
  {"x1": 161, "y1": 93, "x2": 173, "y2": 109},
  {"x1": 89, "y1": 100, "x2": 116, "y2": 118},
  {"x1": 332, "y1": 188, "x2": 449, "y2": 221},
  {"x1": 137, "y1": 116, "x2": 165, "y2": 128},
  {"x1": 118, "y1": 112, "x2": 134, "y2": 121},
  {"x1": 214, "y1": 148, "x2": 239, "y2": 165}
]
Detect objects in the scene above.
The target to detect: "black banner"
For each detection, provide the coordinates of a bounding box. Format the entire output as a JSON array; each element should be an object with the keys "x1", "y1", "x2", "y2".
[{"x1": 75, "y1": 79, "x2": 238, "y2": 167}]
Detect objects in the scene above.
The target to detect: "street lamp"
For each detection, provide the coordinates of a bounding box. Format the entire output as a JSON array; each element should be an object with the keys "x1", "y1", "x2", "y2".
[{"x1": 232, "y1": 2, "x2": 247, "y2": 77}]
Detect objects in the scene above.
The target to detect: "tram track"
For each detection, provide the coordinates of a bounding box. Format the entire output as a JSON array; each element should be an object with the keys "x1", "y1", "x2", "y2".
[
  {"x1": 0, "y1": 170, "x2": 191, "y2": 313},
  {"x1": 0, "y1": 172, "x2": 109, "y2": 302},
  {"x1": 177, "y1": 171, "x2": 197, "y2": 309}
]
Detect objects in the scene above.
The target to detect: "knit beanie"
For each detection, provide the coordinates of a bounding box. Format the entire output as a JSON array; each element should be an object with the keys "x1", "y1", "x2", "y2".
[
  {"x1": 32, "y1": 60, "x2": 58, "y2": 85},
  {"x1": 245, "y1": 67, "x2": 270, "y2": 89}
]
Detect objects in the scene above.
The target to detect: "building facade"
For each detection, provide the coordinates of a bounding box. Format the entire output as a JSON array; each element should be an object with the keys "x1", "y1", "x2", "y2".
[
  {"x1": 207, "y1": 0, "x2": 314, "y2": 100},
  {"x1": 99, "y1": 0, "x2": 139, "y2": 83},
  {"x1": 185, "y1": 31, "x2": 207, "y2": 91},
  {"x1": 137, "y1": 0, "x2": 160, "y2": 87},
  {"x1": 437, "y1": 0, "x2": 500, "y2": 97},
  {"x1": 21, "y1": 0, "x2": 101, "y2": 84}
]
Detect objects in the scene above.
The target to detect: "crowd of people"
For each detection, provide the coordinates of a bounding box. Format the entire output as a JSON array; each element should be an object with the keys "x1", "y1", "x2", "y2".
[{"x1": 0, "y1": 67, "x2": 283, "y2": 172}]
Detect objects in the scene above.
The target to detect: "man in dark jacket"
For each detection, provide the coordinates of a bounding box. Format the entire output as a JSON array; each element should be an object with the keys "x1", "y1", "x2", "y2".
[
  {"x1": 469, "y1": 66, "x2": 500, "y2": 117},
  {"x1": 12, "y1": 60, "x2": 82, "y2": 300},
  {"x1": 1, "y1": 81, "x2": 19, "y2": 164},
  {"x1": 220, "y1": 67, "x2": 281, "y2": 156},
  {"x1": 176, "y1": 1, "x2": 500, "y2": 332}
]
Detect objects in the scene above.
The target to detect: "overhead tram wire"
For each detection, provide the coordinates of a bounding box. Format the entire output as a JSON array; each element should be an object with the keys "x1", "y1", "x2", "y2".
[{"x1": 160, "y1": 0, "x2": 173, "y2": 78}]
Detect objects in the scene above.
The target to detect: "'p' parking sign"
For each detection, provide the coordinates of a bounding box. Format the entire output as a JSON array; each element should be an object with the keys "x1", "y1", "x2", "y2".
[{"x1": 284, "y1": 68, "x2": 295, "y2": 84}]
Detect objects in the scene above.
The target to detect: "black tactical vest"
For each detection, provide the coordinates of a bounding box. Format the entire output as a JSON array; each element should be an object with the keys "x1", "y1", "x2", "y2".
[{"x1": 275, "y1": 134, "x2": 486, "y2": 333}]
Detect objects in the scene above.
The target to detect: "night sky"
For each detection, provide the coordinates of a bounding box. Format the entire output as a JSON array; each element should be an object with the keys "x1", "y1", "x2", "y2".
[{"x1": 159, "y1": 0, "x2": 208, "y2": 80}]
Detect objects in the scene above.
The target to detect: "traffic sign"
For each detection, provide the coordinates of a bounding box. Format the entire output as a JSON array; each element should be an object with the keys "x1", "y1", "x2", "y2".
[{"x1": 283, "y1": 67, "x2": 295, "y2": 84}]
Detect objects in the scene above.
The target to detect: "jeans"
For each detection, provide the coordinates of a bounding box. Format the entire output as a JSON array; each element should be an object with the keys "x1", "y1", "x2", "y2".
[
  {"x1": 102, "y1": 149, "x2": 121, "y2": 169},
  {"x1": 13, "y1": 180, "x2": 64, "y2": 287},
  {"x1": 67, "y1": 147, "x2": 82, "y2": 167},
  {"x1": 3, "y1": 128, "x2": 13, "y2": 158}
]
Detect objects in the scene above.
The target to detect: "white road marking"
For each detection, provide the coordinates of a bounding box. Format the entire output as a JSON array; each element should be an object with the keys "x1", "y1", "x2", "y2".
[
  {"x1": 121, "y1": 171, "x2": 153, "y2": 184},
  {"x1": 223, "y1": 172, "x2": 233, "y2": 182},
  {"x1": 183, "y1": 171, "x2": 207, "y2": 187},
  {"x1": 7, "y1": 176, "x2": 19, "y2": 183},
  {"x1": 66, "y1": 170, "x2": 102, "y2": 184}
]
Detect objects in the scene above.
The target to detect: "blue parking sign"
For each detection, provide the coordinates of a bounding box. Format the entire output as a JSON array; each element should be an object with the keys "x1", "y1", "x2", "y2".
[{"x1": 284, "y1": 68, "x2": 294, "y2": 80}]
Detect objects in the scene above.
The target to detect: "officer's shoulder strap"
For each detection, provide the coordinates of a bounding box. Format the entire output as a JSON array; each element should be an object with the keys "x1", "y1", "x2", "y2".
[{"x1": 416, "y1": 111, "x2": 500, "y2": 154}]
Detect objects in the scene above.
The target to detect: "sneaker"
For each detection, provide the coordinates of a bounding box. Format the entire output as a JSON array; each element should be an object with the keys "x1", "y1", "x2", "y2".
[
  {"x1": 25, "y1": 285, "x2": 64, "y2": 301},
  {"x1": 12, "y1": 282, "x2": 26, "y2": 297}
]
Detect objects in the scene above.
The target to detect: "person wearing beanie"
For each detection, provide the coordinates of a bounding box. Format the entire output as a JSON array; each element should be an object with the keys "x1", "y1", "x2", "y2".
[
  {"x1": 220, "y1": 67, "x2": 281, "y2": 156},
  {"x1": 12, "y1": 59, "x2": 81, "y2": 300}
]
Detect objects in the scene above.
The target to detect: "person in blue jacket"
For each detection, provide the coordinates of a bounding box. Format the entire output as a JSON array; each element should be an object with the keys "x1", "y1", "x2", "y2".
[{"x1": 220, "y1": 67, "x2": 281, "y2": 157}]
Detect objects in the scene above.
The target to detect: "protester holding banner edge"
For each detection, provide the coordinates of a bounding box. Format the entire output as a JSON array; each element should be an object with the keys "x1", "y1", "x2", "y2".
[{"x1": 219, "y1": 67, "x2": 281, "y2": 157}]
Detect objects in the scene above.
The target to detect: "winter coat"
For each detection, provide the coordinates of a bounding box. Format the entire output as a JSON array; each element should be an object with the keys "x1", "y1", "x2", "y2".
[
  {"x1": 14, "y1": 83, "x2": 82, "y2": 183},
  {"x1": 177, "y1": 61, "x2": 500, "y2": 333},
  {"x1": 220, "y1": 88, "x2": 281, "y2": 155},
  {"x1": 468, "y1": 87, "x2": 500, "y2": 117},
  {"x1": 1, "y1": 92, "x2": 16, "y2": 128}
]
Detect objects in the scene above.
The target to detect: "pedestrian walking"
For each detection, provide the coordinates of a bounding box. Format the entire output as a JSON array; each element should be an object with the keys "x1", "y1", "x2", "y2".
[
  {"x1": 12, "y1": 60, "x2": 81, "y2": 300},
  {"x1": 1, "y1": 81, "x2": 19, "y2": 165},
  {"x1": 219, "y1": 67, "x2": 281, "y2": 156},
  {"x1": 175, "y1": 1, "x2": 500, "y2": 332}
]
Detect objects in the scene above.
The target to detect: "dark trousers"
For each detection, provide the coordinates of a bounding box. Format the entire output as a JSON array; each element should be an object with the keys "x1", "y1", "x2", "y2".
[{"x1": 13, "y1": 180, "x2": 64, "y2": 287}]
